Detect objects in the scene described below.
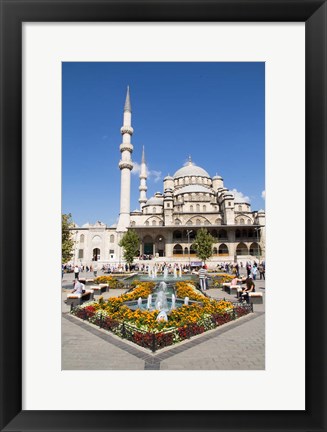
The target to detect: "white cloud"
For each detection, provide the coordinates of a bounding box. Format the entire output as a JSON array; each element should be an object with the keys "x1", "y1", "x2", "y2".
[
  {"x1": 231, "y1": 188, "x2": 251, "y2": 203},
  {"x1": 131, "y1": 161, "x2": 141, "y2": 175},
  {"x1": 261, "y1": 190, "x2": 266, "y2": 200},
  {"x1": 132, "y1": 161, "x2": 162, "y2": 183}
]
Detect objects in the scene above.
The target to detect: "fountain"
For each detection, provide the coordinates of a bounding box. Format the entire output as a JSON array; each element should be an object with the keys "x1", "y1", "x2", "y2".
[
  {"x1": 179, "y1": 267, "x2": 182, "y2": 278},
  {"x1": 163, "y1": 267, "x2": 168, "y2": 279},
  {"x1": 173, "y1": 267, "x2": 177, "y2": 278},
  {"x1": 171, "y1": 293, "x2": 176, "y2": 310},
  {"x1": 146, "y1": 294, "x2": 152, "y2": 310},
  {"x1": 155, "y1": 282, "x2": 169, "y2": 312},
  {"x1": 137, "y1": 297, "x2": 142, "y2": 308},
  {"x1": 184, "y1": 296, "x2": 189, "y2": 305},
  {"x1": 148, "y1": 266, "x2": 151, "y2": 277}
]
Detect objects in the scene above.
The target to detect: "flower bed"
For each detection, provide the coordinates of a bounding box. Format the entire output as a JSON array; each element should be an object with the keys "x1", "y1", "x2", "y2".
[
  {"x1": 94, "y1": 276, "x2": 125, "y2": 288},
  {"x1": 71, "y1": 280, "x2": 252, "y2": 351}
]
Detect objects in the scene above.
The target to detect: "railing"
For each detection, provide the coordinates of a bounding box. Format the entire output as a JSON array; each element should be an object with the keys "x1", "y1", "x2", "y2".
[{"x1": 71, "y1": 302, "x2": 252, "y2": 352}]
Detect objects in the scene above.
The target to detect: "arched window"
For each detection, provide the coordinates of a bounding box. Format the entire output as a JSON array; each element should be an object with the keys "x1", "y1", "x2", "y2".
[
  {"x1": 215, "y1": 218, "x2": 221, "y2": 225},
  {"x1": 236, "y1": 242, "x2": 248, "y2": 256},
  {"x1": 250, "y1": 242, "x2": 261, "y2": 256},
  {"x1": 80, "y1": 234, "x2": 84, "y2": 243},
  {"x1": 173, "y1": 244, "x2": 183, "y2": 255},
  {"x1": 247, "y1": 219, "x2": 251, "y2": 224},
  {"x1": 175, "y1": 219, "x2": 181, "y2": 225},
  {"x1": 196, "y1": 219, "x2": 201, "y2": 225},
  {"x1": 218, "y1": 244, "x2": 229, "y2": 255},
  {"x1": 145, "y1": 221, "x2": 149, "y2": 226},
  {"x1": 130, "y1": 221, "x2": 136, "y2": 227},
  {"x1": 203, "y1": 205, "x2": 207, "y2": 212},
  {"x1": 186, "y1": 220, "x2": 193, "y2": 226},
  {"x1": 240, "y1": 218, "x2": 245, "y2": 224},
  {"x1": 110, "y1": 234, "x2": 114, "y2": 243},
  {"x1": 152, "y1": 220, "x2": 157, "y2": 226},
  {"x1": 190, "y1": 205, "x2": 194, "y2": 212},
  {"x1": 153, "y1": 207, "x2": 156, "y2": 213},
  {"x1": 184, "y1": 247, "x2": 189, "y2": 254},
  {"x1": 213, "y1": 247, "x2": 218, "y2": 255},
  {"x1": 238, "y1": 205, "x2": 242, "y2": 211},
  {"x1": 196, "y1": 204, "x2": 200, "y2": 212},
  {"x1": 159, "y1": 220, "x2": 164, "y2": 226}
]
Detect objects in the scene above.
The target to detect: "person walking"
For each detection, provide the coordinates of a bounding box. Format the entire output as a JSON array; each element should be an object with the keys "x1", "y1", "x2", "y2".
[
  {"x1": 258, "y1": 263, "x2": 265, "y2": 280},
  {"x1": 252, "y1": 264, "x2": 258, "y2": 280},
  {"x1": 199, "y1": 266, "x2": 207, "y2": 291},
  {"x1": 74, "y1": 265, "x2": 79, "y2": 280}
]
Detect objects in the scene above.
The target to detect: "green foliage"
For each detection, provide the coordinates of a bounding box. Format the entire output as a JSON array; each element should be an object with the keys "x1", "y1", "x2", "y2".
[
  {"x1": 62, "y1": 213, "x2": 74, "y2": 264},
  {"x1": 192, "y1": 228, "x2": 215, "y2": 263},
  {"x1": 119, "y1": 230, "x2": 140, "y2": 265}
]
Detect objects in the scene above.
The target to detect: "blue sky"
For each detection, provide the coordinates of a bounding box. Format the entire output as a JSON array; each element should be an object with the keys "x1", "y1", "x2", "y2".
[{"x1": 62, "y1": 62, "x2": 265, "y2": 226}]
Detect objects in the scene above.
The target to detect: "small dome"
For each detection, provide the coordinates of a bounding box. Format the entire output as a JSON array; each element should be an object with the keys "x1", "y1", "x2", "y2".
[
  {"x1": 164, "y1": 175, "x2": 174, "y2": 180},
  {"x1": 212, "y1": 175, "x2": 223, "y2": 180},
  {"x1": 174, "y1": 185, "x2": 214, "y2": 195},
  {"x1": 174, "y1": 158, "x2": 209, "y2": 178},
  {"x1": 145, "y1": 196, "x2": 164, "y2": 206}
]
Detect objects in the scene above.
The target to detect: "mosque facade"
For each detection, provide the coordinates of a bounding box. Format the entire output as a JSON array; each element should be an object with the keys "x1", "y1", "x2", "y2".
[{"x1": 70, "y1": 88, "x2": 265, "y2": 267}]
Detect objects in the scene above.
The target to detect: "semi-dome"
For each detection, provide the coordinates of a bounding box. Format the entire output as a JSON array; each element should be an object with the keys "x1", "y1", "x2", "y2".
[
  {"x1": 174, "y1": 185, "x2": 214, "y2": 195},
  {"x1": 145, "y1": 196, "x2": 164, "y2": 206},
  {"x1": 174, "y1": 158, "x2": 210, "y2": 178}
]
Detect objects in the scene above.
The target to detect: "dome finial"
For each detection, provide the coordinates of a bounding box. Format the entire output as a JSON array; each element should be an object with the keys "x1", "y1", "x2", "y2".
[
  {"x1": 188, "y1": 155, "x2": 192, "y2": 165},
  {"x1": 141, "y1": 145, "x2": 145, "y2": 163},
  {"x1": 124, "y1": 85, "x2": 132, "y2": 112}
]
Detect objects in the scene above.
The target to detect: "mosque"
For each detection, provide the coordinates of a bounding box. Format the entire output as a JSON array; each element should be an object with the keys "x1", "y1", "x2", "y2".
[{"x1": 70, "y1": 88, "x2": 265, "y2": 267}]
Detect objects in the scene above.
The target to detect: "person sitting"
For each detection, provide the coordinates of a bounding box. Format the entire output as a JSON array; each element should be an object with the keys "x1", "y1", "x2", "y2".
[
  {"x1": 241, "y1": 278, "x2": 255, "y2": 303},
  {"x1": 231, "y1": 276, "x2": 238, "y2": 286},
  {"x1": 72, "y1": 279, "x2": 85, "y2": 295}
]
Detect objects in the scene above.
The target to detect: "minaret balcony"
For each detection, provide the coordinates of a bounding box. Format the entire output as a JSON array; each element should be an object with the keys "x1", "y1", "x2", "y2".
[
  {"x1": 119, "y1": 161, "x2": 133, "y2": 170},
  {"x1": 120, "y1": 143, "x2": 134, "y2": 153},
  {"x1": 120, "y1": 126, "x2": 134, "y2": 135},
  {"x1": 139, "y1": 185, "x2": 148, "y2": 191}
]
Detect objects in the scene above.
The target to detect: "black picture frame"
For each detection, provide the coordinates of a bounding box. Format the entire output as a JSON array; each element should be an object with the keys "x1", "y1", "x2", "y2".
[{"x1": 0, "y1": 1, "x2": 326, "y2": 431}]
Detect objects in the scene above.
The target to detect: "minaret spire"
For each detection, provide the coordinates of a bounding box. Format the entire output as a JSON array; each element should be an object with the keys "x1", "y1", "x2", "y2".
[
  {"x1": 139, "y1": 146, "x2": 148, "y2": 210},
  {"x1": 117, "y1": 86, "x2": 134, "y2": 232},
  {"x1": 124, "y1": 85, "x2": 132, "y2": 112}
]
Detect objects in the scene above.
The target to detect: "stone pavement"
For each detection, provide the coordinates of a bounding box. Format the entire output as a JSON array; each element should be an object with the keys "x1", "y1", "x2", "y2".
[{"x1": 62, "y1": 276, "x2": 265, "y2": 370}]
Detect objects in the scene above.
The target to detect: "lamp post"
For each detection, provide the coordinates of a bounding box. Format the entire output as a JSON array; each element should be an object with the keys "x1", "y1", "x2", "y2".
[{"x1": 186, "y1": 229, "x2": 193, "y2": 270}]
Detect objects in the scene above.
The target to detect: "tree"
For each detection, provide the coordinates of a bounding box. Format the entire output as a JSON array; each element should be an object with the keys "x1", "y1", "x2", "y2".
[
  {"x1": 192, "y1": 228, "x2": 215, "y2": 263},
  {"x1": 62, "y1": 213, "x2": 74, "y2": 264},
  {"x1": 119, "y1": 230, "x2": 140, "y2": 266}
]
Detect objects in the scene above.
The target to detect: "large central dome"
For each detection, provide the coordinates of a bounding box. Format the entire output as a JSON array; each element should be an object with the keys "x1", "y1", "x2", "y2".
[{"x1": 173, "y1": 158, "x2": 210, "y2": 178}]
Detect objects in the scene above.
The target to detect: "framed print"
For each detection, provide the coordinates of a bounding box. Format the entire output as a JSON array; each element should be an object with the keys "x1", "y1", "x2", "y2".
[{"x1": 0, "y1": 1, "x2": 326, "y2": 431}]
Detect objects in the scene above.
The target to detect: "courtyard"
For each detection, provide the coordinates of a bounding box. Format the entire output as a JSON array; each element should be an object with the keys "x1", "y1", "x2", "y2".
[{"x1": 62, "y1": 270, "x2": 265, "y2": 370}]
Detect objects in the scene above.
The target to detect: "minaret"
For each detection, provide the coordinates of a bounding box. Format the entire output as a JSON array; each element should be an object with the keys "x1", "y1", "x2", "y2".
[
  {"x1": 139, "y1": 146, "x2": 148, "y2": 210},
  {"x1": 117, "y1": 86, "x2": 134, "y2": 232}
]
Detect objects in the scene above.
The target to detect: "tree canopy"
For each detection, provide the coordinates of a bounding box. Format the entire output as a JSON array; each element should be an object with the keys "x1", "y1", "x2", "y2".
[
  {"x1": 192, "y1": 228, "x2": 215, "y2": 263},
  {"x1": 62, "y1": 213, "x2": 74, "y2": 264},
  {"x1": 119, "y1": 230, "x2": 140, "y2": 265}
]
